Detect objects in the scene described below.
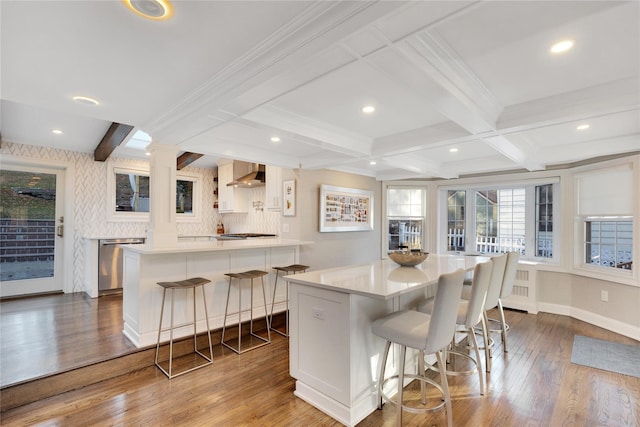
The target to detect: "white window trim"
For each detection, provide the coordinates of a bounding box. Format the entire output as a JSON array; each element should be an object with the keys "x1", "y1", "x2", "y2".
[
  {"x1": 381, "y1": 181, "x2": 430, "y2": 257},
  {"x1": 106, "y1": 162, "x2": 202, "y2": 223}
]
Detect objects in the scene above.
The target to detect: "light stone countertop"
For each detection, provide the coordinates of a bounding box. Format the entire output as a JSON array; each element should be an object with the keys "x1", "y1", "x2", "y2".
[
  {"x1": 284, "y1": 254, "x2": 490, "y2": 300},
  {"x1": 120, "y1": 238, "x2": 313, "y2": 255}
]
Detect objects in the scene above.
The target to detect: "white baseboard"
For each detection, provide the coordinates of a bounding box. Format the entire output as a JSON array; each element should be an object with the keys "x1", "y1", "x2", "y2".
[{"x1": 538, "y1": 302, "x2": 640, "y2": 341}]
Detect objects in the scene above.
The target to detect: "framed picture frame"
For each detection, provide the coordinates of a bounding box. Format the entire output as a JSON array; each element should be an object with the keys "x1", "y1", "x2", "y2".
[
  {"x1": 319, "y1": 184, "x2": 373, "y2": 232},
  {"x1": 283, "y1": 179, "x2": 296, "y2": 216}
]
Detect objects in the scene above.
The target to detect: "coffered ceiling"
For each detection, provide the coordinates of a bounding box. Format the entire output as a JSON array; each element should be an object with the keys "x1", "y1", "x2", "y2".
[{"x1": 1, "y1": 1, "x2": 638, "y2": 179}]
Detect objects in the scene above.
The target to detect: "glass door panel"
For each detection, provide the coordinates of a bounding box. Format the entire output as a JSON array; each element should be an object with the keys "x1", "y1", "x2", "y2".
[{"x1": 1, "y1": 165, "x2": 64, "y2": 297}]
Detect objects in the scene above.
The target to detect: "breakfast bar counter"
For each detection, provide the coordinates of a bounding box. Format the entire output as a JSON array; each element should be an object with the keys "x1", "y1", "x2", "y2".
[
  {"x1": 285, "y1": 254, "x2": 488, "y2": 426},
  {"x1": 120, "y1": 238, "x2": 312, "y2": 348}
]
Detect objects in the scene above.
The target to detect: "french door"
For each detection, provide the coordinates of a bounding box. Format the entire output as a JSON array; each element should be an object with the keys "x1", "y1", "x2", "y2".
[{"x1": 0, "y1": 163, "x2": 65, "y2": 297}]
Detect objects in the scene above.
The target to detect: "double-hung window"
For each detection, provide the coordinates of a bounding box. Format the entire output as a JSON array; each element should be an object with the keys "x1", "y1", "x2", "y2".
[
  {"x1": 386, "y1": 186, "x2": 426, "y2": 252},
  {"x1": 442, "y1": 181, "x2": 558, "y2": 261},
  {"x1": 575, "y1": 164, "x2": 634, "y2": 272}
]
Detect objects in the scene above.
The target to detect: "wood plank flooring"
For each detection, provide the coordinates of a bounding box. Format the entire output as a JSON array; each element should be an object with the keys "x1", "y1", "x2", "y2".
[
  {"x1": 1, "y1": 294, "x2": 639, "y2": 426},
  {"x1": 0, "y1": 293, "x2": 136, "y2": 387}
]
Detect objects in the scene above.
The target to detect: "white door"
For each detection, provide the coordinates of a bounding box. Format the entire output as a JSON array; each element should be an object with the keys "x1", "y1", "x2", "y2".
[{"x1": 0, "y1": 163, "x2": 65, "y2": 297}]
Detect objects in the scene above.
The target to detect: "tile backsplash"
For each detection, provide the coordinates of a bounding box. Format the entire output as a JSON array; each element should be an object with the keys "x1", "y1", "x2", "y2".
[{"x1": 220, "y1": 186, "x2": 281, "y2": 235}]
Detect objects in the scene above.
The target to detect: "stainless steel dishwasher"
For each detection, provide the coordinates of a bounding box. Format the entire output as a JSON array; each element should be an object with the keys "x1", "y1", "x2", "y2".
[{"x1": 98, "y1": 238, "x2": 145, "y2": 294}]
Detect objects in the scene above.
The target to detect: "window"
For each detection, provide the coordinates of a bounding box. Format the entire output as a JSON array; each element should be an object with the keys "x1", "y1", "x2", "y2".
[
  {"x1": 387, "y1": 187, "x2": 425, "y2": 251},
  {"x1": 536, "y1": 184, "x2": 553, "y2": 257},
  {"x1": 115, "y1": 172, "x2": 149, "y2": 212},
  {"x1": 575, "y1": 163, "x2": 634, "y2": 274},
  {"x1": 442, "y1": 181, "x2": 557, "y2": 260},
  {"x1": 107, "y1": 163, "x2": 201, "y2": 222},
  {"x1": 447, "y1": 190, "x2": 465, "y2": 251},
  {"x1": 584, "y1": 219, "x2": 633, "y2": 270}
]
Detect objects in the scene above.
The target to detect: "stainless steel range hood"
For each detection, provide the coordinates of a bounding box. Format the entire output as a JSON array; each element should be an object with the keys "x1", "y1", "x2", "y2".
[{"x1": 227, "y1": 163, "x2": 266, "y2": 187}]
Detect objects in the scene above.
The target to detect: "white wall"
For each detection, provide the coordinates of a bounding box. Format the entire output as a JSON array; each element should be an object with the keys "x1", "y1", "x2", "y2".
[{"x1": 284, "y1": 168, "x2": 382, "y2": 270}]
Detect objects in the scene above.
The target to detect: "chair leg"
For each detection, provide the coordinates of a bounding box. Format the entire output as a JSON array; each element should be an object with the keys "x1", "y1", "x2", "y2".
[
  {"x1": 418, "y1": 350, "x2": 426, "y2": 404},
  {"x1": 396, "y1": 345, "x2": 406, "y2": 426},
  {"x1": 377, "y1": 340, "x2": 391, "y2": 410},
  {"x1": 221, "y1": 277, "x2": 232, "y2": 346},
  {"x1": 260, "y1": 276, "x2": 271, "y2": 343},
  {"x1": 498, "y1": 299, "x2": 508, "y2": 352},
  {"x1": 155, "y1": 288, "x2": 167, "y2": 370},
  {"x1": 199, "y1": 285, "x2": 213, "y2": 363},
  {"x1": 468, "y1": 326, "x2": 485, "y2": 395},
  {"x1": 269, "y1": 271, "x2": 279, "y2": 332},
  {"x1": 435, "y1": 350, "x2": 453, "y2": 427},
  {"x1": 482, "y1": 312, "x2": 491, "y2": 372}
]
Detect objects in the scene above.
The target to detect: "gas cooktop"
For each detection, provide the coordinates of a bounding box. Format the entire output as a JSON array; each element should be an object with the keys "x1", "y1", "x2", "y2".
[{"x1": 218, "y1": 233, "x2": 277, "y2": 239}]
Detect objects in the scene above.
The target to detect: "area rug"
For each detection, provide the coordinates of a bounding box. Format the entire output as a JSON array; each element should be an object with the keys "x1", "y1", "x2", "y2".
[{"x1": 571, "y1": 335, "x2": 640, "y2": 378}]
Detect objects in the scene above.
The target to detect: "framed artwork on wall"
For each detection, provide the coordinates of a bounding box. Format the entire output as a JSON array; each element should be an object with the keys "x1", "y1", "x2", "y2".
[
  {"x1": 283, "y1": 179, "x2": 296, "y2": 216},
  {"x1": 319, "y1": 184, "x2": 373, "y2": 232}
]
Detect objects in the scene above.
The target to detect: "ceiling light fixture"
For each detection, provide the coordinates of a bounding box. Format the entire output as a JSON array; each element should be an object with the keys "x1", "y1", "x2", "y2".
[
  {"x1": 362, "y1": 105, "x2": 375, "y2": 114},
  {"x1": 449, "y1": 147, "x2": 459, "y2": 153},
  {"x1": 270, "y1": 136, "x2": 281, "y2": 143},
  {"x1": 550, "y1": 39, "x2": 574, "y2": 54},
  {"x1": 51, "y1": 129, "x2": 64, "y2": 135},
  {"x1": 72, "y1": 95, "x2": 99, "y2": 106},
  {"x1": 369, "y1": 161, "x2": 377, "y2": 165},
  {"x1": 576, "y1": 124, "x2": 590, "y2": 131},
  {"x1": 122, "y1": 0, "x2": 173, "y2": 20}
]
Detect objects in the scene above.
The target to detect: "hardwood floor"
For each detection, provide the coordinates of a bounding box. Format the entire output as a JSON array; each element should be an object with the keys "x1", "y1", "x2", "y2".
[
  {"x1": 1, "y1": 294, "x2": 639, "y2": 426},
  {"x1": 0, "y1": 293, "x2": 136, "y2": 387}
]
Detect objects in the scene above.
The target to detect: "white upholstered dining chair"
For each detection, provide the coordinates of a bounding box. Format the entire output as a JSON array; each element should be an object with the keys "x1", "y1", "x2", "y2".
[
  {"x1": 418, "y1": 260, "x2": 494, "y2": 395},
  {"x1": 371, "y1": 269, "x2": 465, "y2": 426}
]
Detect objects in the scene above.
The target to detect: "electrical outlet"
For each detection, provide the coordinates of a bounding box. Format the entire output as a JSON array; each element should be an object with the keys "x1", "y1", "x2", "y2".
[
  {"x1": 282, "y1": 223, "x2": 290, "y2": 233},
  {"x1": 312, "y1": 307, "x2": 325, "y2": 320},
  {"x1": 600, "y1": 290, "x2": 609, "y2": 302}
]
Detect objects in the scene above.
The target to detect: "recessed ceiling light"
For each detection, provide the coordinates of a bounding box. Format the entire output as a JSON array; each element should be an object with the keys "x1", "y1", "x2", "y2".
[
  {"x1": 72, "y1": 95, "x2": 99, "y2": 106},
  {"x1": 270, "y1": 136, "x2": 281, "y2": 143},
  {"x1": 449, "y1": 147, "x2": 459, "y2": 153},
  {"x1": 362, "y1": 105, "x2": 375, "y2": 114},
  {"x1": 550, "y1": 39, "x2": 574, "y2": 54},
  {"x1": 122, "y1": 0, "x2": 173, "y2": 20},
  {"x1": 369, "y1": 161, "x2": 377, "y2": 165},
  {"x1": 51, "y1": 129, "x2": 64, "y2": 135},
  {"x1": 576, "y1": 124, "x2": 590, "y2": 131},
  {"x1": 145, "y1": 152, "x2": 151, "y2": 156}
]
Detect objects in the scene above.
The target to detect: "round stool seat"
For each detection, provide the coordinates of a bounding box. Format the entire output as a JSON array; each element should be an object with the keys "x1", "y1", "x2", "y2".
[
  {"x1": 273, "y1": 264, "x2": 309, "y2": 273},
  {"x1": 157, "y1": 277, "x2": 211, "y2": 289}
]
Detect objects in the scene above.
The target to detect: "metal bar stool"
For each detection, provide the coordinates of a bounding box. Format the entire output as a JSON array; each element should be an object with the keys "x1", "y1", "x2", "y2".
[
  {"x1": 222, "y1": 270, "x2": 271, "y2": 354},
  {"x1": 269, "y1": 264, "x2": 309, "y2": 337},
  {"x1": 154, "y1": 277, "x2": 213, "y2": 379}
]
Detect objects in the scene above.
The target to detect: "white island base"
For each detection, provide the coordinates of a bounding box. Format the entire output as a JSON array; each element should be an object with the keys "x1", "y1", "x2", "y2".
[{"x1": 286, "y1": 255, "x2": 487, "y2": 426}]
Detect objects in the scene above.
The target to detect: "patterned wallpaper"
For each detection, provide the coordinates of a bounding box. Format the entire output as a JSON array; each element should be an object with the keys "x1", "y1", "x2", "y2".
[{"x1": 1, "y1": 141, "x2": 281, "y2": 293}]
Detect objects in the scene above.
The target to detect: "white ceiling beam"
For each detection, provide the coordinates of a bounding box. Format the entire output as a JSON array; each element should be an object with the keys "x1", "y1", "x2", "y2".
[
  {"x1": 380, "y1": 154, "x2": 459, "y2": 179},
  {"x1": 481, "y1": 135, "x2": 544, "y2": 171},
  {"x1": 243, "y1": 105, "x2": 373, "y2": 156}
]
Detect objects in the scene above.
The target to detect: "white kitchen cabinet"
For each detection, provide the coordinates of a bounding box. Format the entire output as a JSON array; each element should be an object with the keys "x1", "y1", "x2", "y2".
[
  {"x1": 265, "y1": 165, "x2": 282, "y2": 210},
  {"x1": 217, "y1": 163, "x2": 248, "y2": 213}
]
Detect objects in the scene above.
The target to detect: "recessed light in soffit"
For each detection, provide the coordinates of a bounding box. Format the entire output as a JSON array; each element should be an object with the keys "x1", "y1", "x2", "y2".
[
  {"x1": 576, "y1": 124, "x2": 590, "y2": 131},
  {"x1": 550, "y1": 39, "x2": 574, "y2": 54},
  {"x1": 362, "y1": 105, "x2": 375, "y2": 114},
  {"x1": 72, "y1": 95, "x2": 99, "y2": 106},
  {"x1": 123, "y1": 0, "x2": 173, "y2": 20}
]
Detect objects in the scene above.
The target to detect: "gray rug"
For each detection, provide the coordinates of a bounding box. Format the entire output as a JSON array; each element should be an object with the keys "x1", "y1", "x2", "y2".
[{"x1": 571, "y1": 335, "x2": 640, "y2": 378}]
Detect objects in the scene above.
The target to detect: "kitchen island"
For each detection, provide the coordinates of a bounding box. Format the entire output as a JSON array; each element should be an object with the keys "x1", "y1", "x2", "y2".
[
  {"x1": 120, "y1": 238, "x2": 312, "y2": 348},
  {"x1": 285, "y1": 254, "x2": 488, "y2": 426}
]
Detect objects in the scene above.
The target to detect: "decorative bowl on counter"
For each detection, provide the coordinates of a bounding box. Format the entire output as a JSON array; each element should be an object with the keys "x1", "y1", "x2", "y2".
[{"x1": 388, "y1": 251, "x2": 429, "y2": 267}]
